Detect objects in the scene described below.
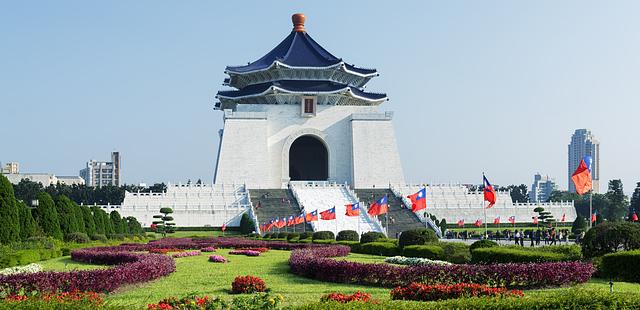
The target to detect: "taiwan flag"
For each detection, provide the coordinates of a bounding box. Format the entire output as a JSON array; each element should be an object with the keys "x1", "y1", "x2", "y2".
[
  {"x1": 508, "y1": 216, "x2": 516, "y2": 224},
  {"x1": 266, "y1": 219, "x2": 275, "y2": 231},
  {"x1": 632, "y1": 211, "x2": 639, "y2": 222},
  {"x1": 591, "y1": 210, "x2": 597, "y2": 223},
  {"x1": 561, "y1": 213, "x2": 566, "y2": 222},
  {"x1": 474, "y1": 219, "x2": 482, "y2": 227},
  {"x1": 457, "y1": 219, "x2": 464, "y2": 227},
  {"x1": 533, "y1": 216, "x2": 539, "y2": 225},
  {"x1": 295, "y1": 213, "x2": 305, "y2": 224},
  {"x1": 221, "y1": 223, "x2": 227, "y2": 232},
  {"x1": 287, "y1": 215, "x2": 295, "y2": 226},
  {"x1": 407, "y1": 188, "x2": 427, "y2": 212},
  {"x1": 483, "y1": 175, "x2": 497, "y2": 208},
  {"x1": 368, "y1": 195, "x2": 389, "y2": 216},
  {"x1": 572, "y1": 156, "x2": 593, "y2": 195},
  {"x1": 320, "y1": 207, "x2": 336, "y2": 220},
  {"x1": 493, "y1": 217, "x2": 500, "y2": 225},
  {"x1": 305, "y1": 210, "x2": 318, "y2": 222},
  {"x1": 277, "y1": 217, "x2": 286, "y2": 228},
  {"x1": 345, "y1": 203, "x2": 361, "y2": 217}
]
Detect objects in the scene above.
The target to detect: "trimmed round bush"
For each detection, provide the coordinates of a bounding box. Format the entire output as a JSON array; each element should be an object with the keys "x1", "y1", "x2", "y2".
[
  {"x1": 286, "y1": 233, "x2": 300, "y2": 241},
  {"x1": 398, "y1": 228, "x2": 438, "y2": 248},
  {"x1": 276, "y1": 232, "x2": 289, "y2": 239},
  {"x1": 359, "y1": 242, "x2": 400, "y2": 256},
  {"x1": 336, "y1": 230, "x2": 359, "y2": 242},
  {"x1": 65, "y1": 232, "x2": 90, "y2": 244},
  {"x1": 90, "y1": 234, "x2": 108, "y2": 243},
  {"x1": 581, "y1": 222, "x2": 640, "y2": 258},
  {"x1": 403, "y1": 245, "x2": 444, "y2": 260},
  {"x1": 601, "y1": 250, "x2": 640, "y2": 283},
  {"x1": 299, "y1": 232, "x2": 313, "y2": 240},
  {"x1": 360, "y1": 231, "x2": 386, "y2": 244},
  {"x1": 470, "y1": 239, "x2": 498, "y2": 251},
  {"x1": 312, "y1": 231, "x2": 335, "y2": 241},
  {"x1": 471, "y1": 247, "x2": 564, "y2": 264}
]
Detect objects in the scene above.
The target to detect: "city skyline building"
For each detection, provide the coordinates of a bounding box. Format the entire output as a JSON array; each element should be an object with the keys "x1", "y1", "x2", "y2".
[
  {"x1": 80, "y1": 151, "x2": 121, "y2": 187},
  {"x1": 568, "y1": 129, "x2": 600, "y2": 193},
  {"x1": 529, "y1": 173, "x2": 557, "y2": 202}
]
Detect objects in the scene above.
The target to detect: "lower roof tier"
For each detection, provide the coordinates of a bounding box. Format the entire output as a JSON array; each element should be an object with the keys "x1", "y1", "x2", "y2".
[{"x1": 215, "y1": 80, "x2": 387, "y2": 109}]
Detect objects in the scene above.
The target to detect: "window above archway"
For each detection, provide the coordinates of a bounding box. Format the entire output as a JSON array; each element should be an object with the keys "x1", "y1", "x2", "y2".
[{"x1": 301, "y1": 96, "x2": 316, "y2": 117}]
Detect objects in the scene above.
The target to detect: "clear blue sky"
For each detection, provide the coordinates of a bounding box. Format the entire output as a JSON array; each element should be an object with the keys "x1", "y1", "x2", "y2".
[{"x1": 2, "y1": 1, "x2": 639, "y2": 193}]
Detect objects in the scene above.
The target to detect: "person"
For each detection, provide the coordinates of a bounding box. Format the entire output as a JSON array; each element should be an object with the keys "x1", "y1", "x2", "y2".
[
  {"x1": 530, "y1": 231, "x2": 535, "y2": 247},
  {"x1": 520, "y1": 231, "x2": 525, "y2": 247},
  {"x1": 535, "y1": 229, "x2": 541, "y2": 246},
  {"x1": 514, "y1": 230, "x2": 521, "y2": 245}
]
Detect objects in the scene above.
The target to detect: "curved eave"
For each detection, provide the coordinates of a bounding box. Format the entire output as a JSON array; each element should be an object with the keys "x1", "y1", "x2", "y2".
[
  {"x1": 226, "y1": 61, "x2": 378, "y2": 78},
  {"x1": 217, "y1": 85, "x2": 386, "y2": 102}
]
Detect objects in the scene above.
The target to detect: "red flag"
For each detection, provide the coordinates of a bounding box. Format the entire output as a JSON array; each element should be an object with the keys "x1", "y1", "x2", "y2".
[
  {"x1": 320, "y1": 207, "x2": 336, "y2": 220},
  {"x1": 305, "y1": 210, "x2": 318, "y2": 222},
  {"x1": 457, "y1": 219, "x2": 464, "y2": 227},
  {"x1": 345, "y1": 203, "x2": 361, "y2": 217},
  {"x1": 295, "y1": 213, "x2": 305, "y2": 224},
  {"x1": 571, "y1": 158, "x2": 593, "y2": 195},
  {"x1": 533, "y1": 216, "x2": 539, "y2": 225},
  {"x1": 474, "y1": 219, "x2": 482, "y2": 227},
  {"x1": 483, "y1": 175, "x2": 497, "y2": 208},
  {"x1": 407, "y1": 188, "x2": 427, "y2": 212},
  {"x1": 508, "y1": 216, "x2": 516, "y2": 224},
  {"x1": 150, "y1": 223, "x2": 157, "y2": 231},
  {"x1": 591, "y1": 210, "x2": 597, "y2": 223},
  {"x1": 632, "y1": 213, "x2": 639, "y2": 222},
  {"x1": 276, "y1": 217, "x2": 286, "y2": 228},
  {"x1": 368, "y1": 195, "x2": 389, "y2": 216},
  {"x1": 287, "y1": 215, "x2": 296, "y2": 226},
  {"x1": 221, "y1": 223, "x2": 227, "y2": 232},
  {"x1": 561, "y1": 213, "x2": 566, "y2": 222},
  {"x1": 493, "y1": 217, "x2": 500, "y2": 225}
]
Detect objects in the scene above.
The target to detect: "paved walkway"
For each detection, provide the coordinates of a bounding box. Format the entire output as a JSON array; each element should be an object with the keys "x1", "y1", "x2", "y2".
[{"x1": 439, "y1": 238, "x2": 578, "y2": 247}]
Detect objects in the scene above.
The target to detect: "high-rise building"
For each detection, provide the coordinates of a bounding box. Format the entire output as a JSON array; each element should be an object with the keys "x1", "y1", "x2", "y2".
[
  {"x1": 568, "y1": 129, "x2": 599, "y2": 193},
  {"x1": 529, "y1": 173, "x2": 557, "y2": 202},
  {"x1": 80, "y1": 152, "x2": 121, "y2": 187},
  {"x1": 1, "y1": 162, "x2": 19, "y2": 174}
]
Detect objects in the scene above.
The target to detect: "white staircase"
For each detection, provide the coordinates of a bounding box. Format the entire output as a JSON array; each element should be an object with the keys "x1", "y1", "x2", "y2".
[{"x1": 290, "y1": 181, "x2": 384, "y2": 235}]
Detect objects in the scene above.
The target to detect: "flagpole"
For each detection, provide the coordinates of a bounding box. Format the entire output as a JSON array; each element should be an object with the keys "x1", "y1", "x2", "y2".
[
  {"x1": 589, "y1": 190, "x2": 593, "y2": 228},
  {"x1": 483, "y1": 173, "x2": 487, "y2": 239}
]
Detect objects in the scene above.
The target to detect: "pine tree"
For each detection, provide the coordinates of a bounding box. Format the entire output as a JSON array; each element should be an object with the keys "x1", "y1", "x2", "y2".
[
  {"x1": 17, "y1": 200, "x2": 36, "y2": 240},
  {"x1": 630, "y1": 182, "x2": 640, "y2": 217},
  {"x1": 55, "y1": 195, "x2": 80, "y2": 237},
  {"x1": 72, "y1": 202, "x2": 86, "y2": 234},
  {"x1": 35, "y1": 192, "x2": 63, "y2": 240},
  {"x1": 0, "y1": 175, "x2": 21, "y2": 243},
  {"x1": 81, "y1": 205, "x2": 96, "y2": 236},
  {"x1": 120, "y1": 217, "x2": 129, "y2": 234},
  {"x1": 110, "y1": 211, "x2": 123, "y2": 234},
  {"x1": 103, "y1": 210, "x2": 114, "y2": 235},
  {"x1": 605, "y1": 180, "x2": 628, "y2": 221},
  {"x1": 92, "y1": 207, "x2": 105, "y2": 235}
]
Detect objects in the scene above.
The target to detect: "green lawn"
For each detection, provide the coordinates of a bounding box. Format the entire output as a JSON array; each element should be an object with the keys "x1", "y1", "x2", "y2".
[{"x1": 38, "y1": 249, "x2": 640, "y2": 309}]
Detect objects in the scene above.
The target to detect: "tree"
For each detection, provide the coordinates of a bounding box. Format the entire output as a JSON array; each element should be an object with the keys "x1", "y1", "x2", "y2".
[
  {"x1": 571, "y1": 216, "x2": 588, "y2": 234},
  {"x1": 54, "y1": 195, "x2": 80, "y2": 237},
  {"x1": 239, "y1": 213, "x2": 255, "y2": 234},
  {"x1": 110, "y1": 211, "x2": 123, "y2": 234},
  {"x1": 92, "y1": 207, "x2": 105, "y2": 235},
  {"x1": 81, "y1": 205, "x2": 96, "y2": 236},
  {"x1": 507, "y1": 184, "x2": 529, "y2": 203},
  {"x1": 126, "y1": 216, "x2": 143, "y2": 235},
  {"x1": 605, "y1": 180, "x2": 628, "y2": 221},
  {"x1": 548, "y1": 190, "x2": 580, "y2": 203},
  {"x1": 72, "y1": 202, "x2": 86, "y2": 234},
  {"x1": 34, "y1": 192, "x2": 63, "y2": 240},
  {"x1": 12, "y1": 178, "x2": 44, "y2": 205},
  {"x1": 0, "y1": 175, "x2": 21, "y2": 243},
  {"x1": 630, "y1": 182, "x2": 640, "y2": 220},
  {"x1": 17, "y1": 200, "x2": 36, "y2": 240},
  {"x1": 120, "y1": 217, "x2": 129, "y2": 234},
  {"x1": 152, "y1": 207, "x2": 175, "y2": 237}
]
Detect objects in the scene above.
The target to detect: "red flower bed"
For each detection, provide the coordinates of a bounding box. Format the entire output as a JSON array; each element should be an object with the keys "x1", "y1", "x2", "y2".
[
  {"x1": 231, "y1": 275, "x2": 267, "y2": 294},
  {"x1": 390, "y1": 283, "x2": 524, "y2": 301},
  {"x1": 4, "y1": 291, "x2": 103, "y2": 305},
  {"x1": 289, "y1": 246, "x2": 594, "y2": 289},
  {"x1": 321, "y1": 291, "x2": 372, "y2": 303},
  {"x1": 235, "y1": 247, "x2": 269, "y2": 253}
]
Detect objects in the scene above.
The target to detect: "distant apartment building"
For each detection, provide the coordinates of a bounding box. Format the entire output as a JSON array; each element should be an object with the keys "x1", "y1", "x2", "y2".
[
  {"x1": 529, "y1": 173, "x2": 557, "y2": 202},
  {"x1": 80, "y1": 152, "x2": 121, "y2": 187},
  {"x1": 568, "y1": 129, "x2": 600, "y2": 193},
  {"x1": 1, "y1": 162, "x2": 19, "y2": 174}
]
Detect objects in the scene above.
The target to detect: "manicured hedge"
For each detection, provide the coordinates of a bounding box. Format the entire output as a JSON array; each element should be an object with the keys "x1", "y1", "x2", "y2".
[
  {"x1": 471, "y1": 247, "x2": 564, "y2": 264},
  {"x1": 0, "y1": 249, "x2": 62, "y2": 269},
  {"x1": 470, "y1": 239, "x2": 498, "y2": 251},
  {"x1": 286, "y1": 233, "x2": 300, "y2": 241},
  {"x1": 601, "y1": 250, "x2": 640, "y2": 283},
  {"x1": 403, "y1": 245, "x2": 444, "y2": 260},
  {"x1": 296, "y1": 288, "x2": 640, "y2": 310},
  {"x1": 360, "y1": 232, "x2": 386, "y2": 244},
  {"x1": 313, "y1": 231, "x2": 335, "y2": 240},
  {"x1": 358, "y1": 242, "x2": 400, "y2": 256},
  {"x1": 336, "y1": 230, "x2": 359, "y2": 242},
  {"x1": 398, "y1": 229, "x2": 438, "y2": 248}
]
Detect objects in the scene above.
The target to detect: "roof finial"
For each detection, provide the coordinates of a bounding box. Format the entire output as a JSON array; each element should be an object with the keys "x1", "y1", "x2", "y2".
[{"x1": 292, "y1": 13, "x2": 306, "y2": 32}]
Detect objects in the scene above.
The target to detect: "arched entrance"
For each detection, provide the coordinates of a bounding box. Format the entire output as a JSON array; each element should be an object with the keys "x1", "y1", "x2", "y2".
[{"x1": 289, "y1": 135, "x2": 328, "y2": 181}]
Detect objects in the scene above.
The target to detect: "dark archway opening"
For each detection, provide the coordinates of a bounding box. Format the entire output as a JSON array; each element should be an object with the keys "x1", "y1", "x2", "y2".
[{"x1": 289, "y1": 135, "x2": 328, "y2": 181}]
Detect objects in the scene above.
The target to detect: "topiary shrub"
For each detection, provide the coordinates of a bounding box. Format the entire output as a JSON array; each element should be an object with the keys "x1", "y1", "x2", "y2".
[
  {"x1": 403, "y1": 245, "x2": 444, "y2": 259},
  {"x1": 359, "y1": 242, "x2": 400, "y2": 256},
  {"x1": 600, "y1": 250, "x2": 640, "y2": 283},
  {"x1": 286, "y1": 233, "x2": 300, "y2": 241},
  {"x1": 398, "y1": 228, "x2": 438, "y2": 248},
  {"x1": 470, "y1": 239, "x2": 498, "y2": 251},
  {"x1": 299, "y1": 232, "x2": 313, "y2": 240},
  {"x1": 312, "y1": 231, "x2": 335, "y2": 241},
  {"x1": 336, "y1": 230, "x2": 359, "y2": 242},
  {"x1": 471, "y1": 247, "x2": 564, "y2": 264},
  {"x1": 439, "y1": 242, "x2": 472, "y2": 264},
  {"x1": 65, "y1": 232, "x2": 90, "y2": 244},
  {"x1": 90, "y1": 234, "x2": 108, "y2": 243},
  {"x1": 312, "y1": 239, "x2": 336, "y2": 244},
  {"x1": 360, "y1": 231, "x2": 386, "y2": 244},
  {"x1": 581, "y1": 222, "x2": 640, "y2": 258},
  {"x1": 277, "y1": 232, "x2": 289, "y2": 239}
]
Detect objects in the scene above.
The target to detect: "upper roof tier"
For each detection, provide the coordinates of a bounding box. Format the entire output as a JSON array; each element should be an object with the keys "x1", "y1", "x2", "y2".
[{"x1": 224, "y1": 14, "x2": 379, "y2": 89}]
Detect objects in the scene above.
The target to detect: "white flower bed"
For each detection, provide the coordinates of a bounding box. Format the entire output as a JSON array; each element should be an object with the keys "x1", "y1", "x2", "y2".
[
  {"x1": 384, "y1": 256, "x2": 452, "y2": 266},
  {"x1": 0, "y1": 263, "x2": 43, "y2": 275}
]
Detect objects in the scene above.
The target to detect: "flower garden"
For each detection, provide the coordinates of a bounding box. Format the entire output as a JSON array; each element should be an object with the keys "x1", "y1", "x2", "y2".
[{"x1": 0, "y1": 232, "x2": 639, "y2": 309}]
